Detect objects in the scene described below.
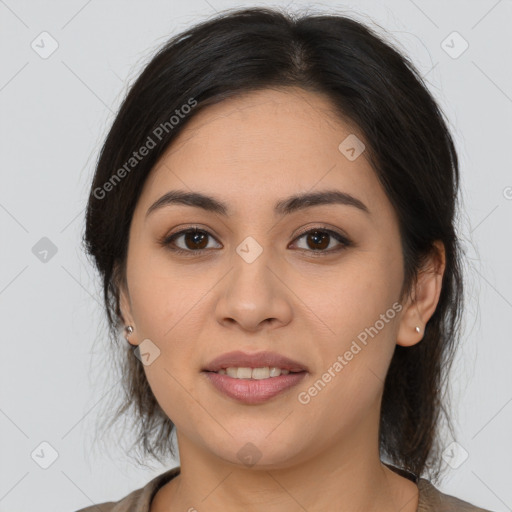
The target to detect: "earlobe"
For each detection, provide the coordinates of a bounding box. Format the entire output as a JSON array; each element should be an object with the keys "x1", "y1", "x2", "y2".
[
  {"x1": 396, "y1": 241, "x2": 446, "y2": 348},
  {"x1": 124, "y1": 325, "x2": 136, "y2": 345}
]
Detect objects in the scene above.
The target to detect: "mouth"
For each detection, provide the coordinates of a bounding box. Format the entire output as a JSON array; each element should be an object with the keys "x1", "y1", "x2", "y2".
[
  {"x1": 203, "y1": 367, "x2": 306, "y2": 379},
  {"x1": 201, "y1": 350, "x2": 308, "y2": 404}
]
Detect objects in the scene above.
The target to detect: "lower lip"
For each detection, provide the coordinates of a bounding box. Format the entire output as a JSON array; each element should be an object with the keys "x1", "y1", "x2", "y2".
[{"x1": 202, "y1": 371, "x2": 307, "y2": 404}]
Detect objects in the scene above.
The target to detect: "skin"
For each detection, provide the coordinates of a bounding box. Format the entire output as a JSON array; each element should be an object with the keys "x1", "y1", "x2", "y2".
[{"x1": 118, "y1": 87, "x2": 445, "y2": 512}]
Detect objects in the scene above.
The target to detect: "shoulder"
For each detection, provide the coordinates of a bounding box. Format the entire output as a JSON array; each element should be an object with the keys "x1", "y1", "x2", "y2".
[
  {"x1": 73, "y1": 487, "x2": 145, "y2": 512},
  {"x1": 417, "y1": 478, "x2": 495, "y2": 511},
  {"x1": 73, "y1": 466, "x2": 181, "y2": 512}
]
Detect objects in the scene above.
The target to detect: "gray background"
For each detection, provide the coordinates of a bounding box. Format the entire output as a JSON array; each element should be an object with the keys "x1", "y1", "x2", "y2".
[{"x1": 0, "y1": 0, "x2": 511, "y2": 511}]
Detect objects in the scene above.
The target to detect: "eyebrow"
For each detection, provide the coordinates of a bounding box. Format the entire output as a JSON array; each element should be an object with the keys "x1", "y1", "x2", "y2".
[{"x1": 145, "y1": 189, "x2": 371, "y2": 219}]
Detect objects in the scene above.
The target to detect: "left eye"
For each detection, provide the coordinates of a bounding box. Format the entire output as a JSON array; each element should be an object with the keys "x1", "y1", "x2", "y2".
[
  {"x1": 160, "y1": 227, "x2": 351, "y2": 256},
  {"x1": 292, "y1": 228, "x2": 351, "y2": 253}
]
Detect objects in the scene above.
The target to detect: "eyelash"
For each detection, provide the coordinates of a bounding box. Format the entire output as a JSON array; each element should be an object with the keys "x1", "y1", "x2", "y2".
[{"x1": 158, "y1": 225, "x2": 352, "y2": 257}]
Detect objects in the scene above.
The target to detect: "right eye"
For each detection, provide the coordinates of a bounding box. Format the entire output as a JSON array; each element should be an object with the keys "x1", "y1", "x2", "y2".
[{"x1": 160, "y1": 227, "x2": 222, "y2": 255}]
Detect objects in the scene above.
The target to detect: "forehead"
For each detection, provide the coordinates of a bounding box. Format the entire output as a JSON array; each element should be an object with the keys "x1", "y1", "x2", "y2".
[
  {"x1": 137, "y1": 87, "x2": 390, "y2": 221},
  {"x1": 165, "y1": 87, "x2": 362, "y2": 164}
]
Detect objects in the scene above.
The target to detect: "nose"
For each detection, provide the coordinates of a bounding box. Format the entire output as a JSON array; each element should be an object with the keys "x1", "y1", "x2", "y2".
[{"x1": 214, "y1": 249, "x2": 293, "y2": 333}]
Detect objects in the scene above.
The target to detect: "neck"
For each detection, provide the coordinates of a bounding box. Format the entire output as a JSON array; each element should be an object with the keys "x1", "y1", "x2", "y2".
[{"x1": 151, "y1": 416, "x2": 418, "y2": 512}]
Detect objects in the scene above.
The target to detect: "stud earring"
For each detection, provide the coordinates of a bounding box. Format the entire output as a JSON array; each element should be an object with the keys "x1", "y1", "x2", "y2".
[
  {"x1": 415, "y1": 326, "x2": 421, "y2": 333},
  {"x1": 124, "y1": 325, "x2": 134, "y2": 341}
]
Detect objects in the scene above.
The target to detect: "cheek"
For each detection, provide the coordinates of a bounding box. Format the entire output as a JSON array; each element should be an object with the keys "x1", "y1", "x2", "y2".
[
  {"x1": 128, "y1": 260, "x2": 208, "y2": 426},
  {"x1": 125, "y1": 251, "x2": 215, "y2": 403},
  {"x1": 300, "y1": 255, "x2": 398, "y2": 336},
  {"x1": 126, "y1": 246, "x2": 202, "y2": 338},
  {"x1": 302, "y1": 256, "x2": 401, "y2": 397}
]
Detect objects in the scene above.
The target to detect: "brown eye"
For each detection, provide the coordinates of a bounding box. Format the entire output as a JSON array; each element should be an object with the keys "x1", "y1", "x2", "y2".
[
  {"x1": 291, "y1": 228, "x2": 351, "y2": 254},
  {"x1": 181, "y1": 230, "x2": 209, "y2": 250},
  {"x1": 305, "y1": 230, "x2": 330, "y2": 250},
  {"x1": 162, "y1": 228, "x2": 221, "y2": 254}
]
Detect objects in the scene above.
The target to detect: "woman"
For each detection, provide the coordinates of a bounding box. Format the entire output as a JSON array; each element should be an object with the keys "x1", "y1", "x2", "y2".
[{"x1": 77, "y1": 6, "x2": 493, "y2": 512}]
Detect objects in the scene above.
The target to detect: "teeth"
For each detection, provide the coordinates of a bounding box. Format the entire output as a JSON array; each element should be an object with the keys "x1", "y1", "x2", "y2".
[{"x1": 218, "y1": 367, "x2": 292, "y2": 379}]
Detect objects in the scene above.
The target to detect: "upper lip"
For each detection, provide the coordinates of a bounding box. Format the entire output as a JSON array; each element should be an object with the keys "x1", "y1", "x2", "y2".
[{"x1": 202, "y1": 350, "x2": 308, "y2": 372}]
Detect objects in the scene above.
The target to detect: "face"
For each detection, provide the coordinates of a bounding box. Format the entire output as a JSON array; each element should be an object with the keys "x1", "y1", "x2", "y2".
[{"x1": 119, "y1": 87, "x2": 422, "y2": 469}]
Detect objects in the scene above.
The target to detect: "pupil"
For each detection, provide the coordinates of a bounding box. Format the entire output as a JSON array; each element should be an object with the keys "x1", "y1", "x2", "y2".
[
  {"x1": 308, "y1": 231, "x2": 329, "y2": 250},
  {"x1": 186, "y1": 230, "x2": 207, "y2": 250}
]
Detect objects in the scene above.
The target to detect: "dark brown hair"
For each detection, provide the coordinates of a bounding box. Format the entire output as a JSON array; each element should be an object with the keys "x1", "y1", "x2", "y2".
[{"x1": 83, "y1": 6, "x2": 464, "y2": 480}]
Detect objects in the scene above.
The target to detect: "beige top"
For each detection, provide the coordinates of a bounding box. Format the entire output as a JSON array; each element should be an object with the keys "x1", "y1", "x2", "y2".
[{"x1": 74, "y1": 464, "x2": 494, "y2": 512}]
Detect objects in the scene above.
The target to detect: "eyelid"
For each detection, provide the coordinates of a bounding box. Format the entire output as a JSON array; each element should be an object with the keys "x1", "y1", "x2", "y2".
[{"x1": 291, "y1": 223, "x2": 350, "y2": 243}]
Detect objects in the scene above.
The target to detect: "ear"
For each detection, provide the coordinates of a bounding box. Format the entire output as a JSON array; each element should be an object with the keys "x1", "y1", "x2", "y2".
[
  {"x1": 396, "y1": 240, "x2": 446, "y2": 347},
  {"x1": 115, "y1": 262, "x2": 138, "y2": 346}
]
